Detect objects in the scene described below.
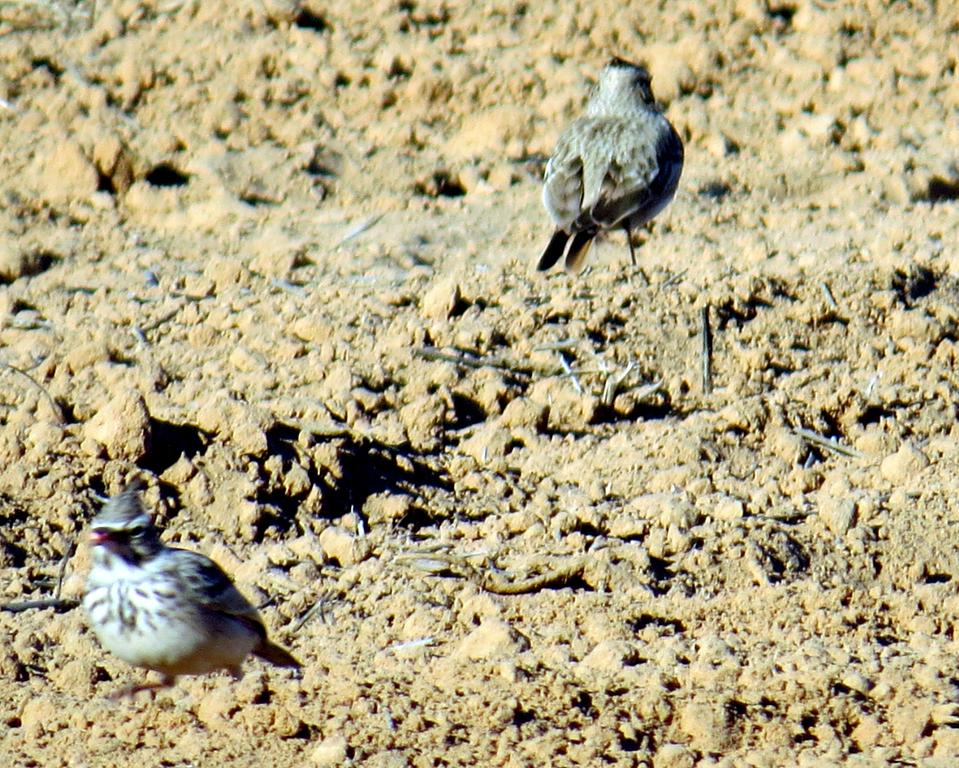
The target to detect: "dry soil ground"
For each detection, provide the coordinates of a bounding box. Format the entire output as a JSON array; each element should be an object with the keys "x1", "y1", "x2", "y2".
[{"x1": 1, "y1": 0, "x2": 959, "y2": 766}]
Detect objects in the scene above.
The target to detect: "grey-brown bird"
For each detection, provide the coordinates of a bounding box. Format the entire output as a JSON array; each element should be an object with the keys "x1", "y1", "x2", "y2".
[
  {"x1": 538, "y1": 58, "x2": 684, "y2": 272},
  {"x1": 83, "y1": 479, "x2": 300, "y2": 696}
]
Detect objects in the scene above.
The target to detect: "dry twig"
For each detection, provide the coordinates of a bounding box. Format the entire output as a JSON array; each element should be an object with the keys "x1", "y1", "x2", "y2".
[
  {"x1": 0, "y1": 598, "x2": 78, "y2": 613},
  {"x1": 54, "y1": 537, "x2": 76, "y2": 600},
  {"x1": 397, "y1": 548, "x2": 588, "y2": 595},
  {"x1": 820, "y1": 282, "x2": 839, "y2": 310},
  {"x1": 701, "y1": 304, "x2": 713, "y2": 395},
  {"x1": 601, "y1": 362, "x2": 635, "y2": 406},
  {"x1": 0, "y1": 362, "x2": 64, "y2": 423},
  {"x1": 292, "y1": 599, "x2": 328, "y2": 633},
  {"x1": 414, "y1": 346, "x2": 532, "y2": 383},
  {"x1": 336, "y1": 214, "x2": 385, "y2": 247},
  {"x1": 795, "y1": 428, "x2": 864, "y2": 459},
  {"x1": 558, "y1": 351, "x2": 583, "y2": 394}
]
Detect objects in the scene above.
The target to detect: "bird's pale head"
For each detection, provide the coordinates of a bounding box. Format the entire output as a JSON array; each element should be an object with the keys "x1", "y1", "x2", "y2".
[
  {"x1": 587, "y1": 58, "x2": 656, "y2": 115},
  {"x1": 89, "y1": 479, "x2": 163, "y2": 565}
]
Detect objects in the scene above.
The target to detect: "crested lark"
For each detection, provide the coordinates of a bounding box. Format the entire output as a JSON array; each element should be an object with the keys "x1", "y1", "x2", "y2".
[
  {"x1": 539, "y1": 57, "x2": 684, "y2": 273},
  {"x1": 83, "y1": 479, "x2": 300, "y2": 695}
]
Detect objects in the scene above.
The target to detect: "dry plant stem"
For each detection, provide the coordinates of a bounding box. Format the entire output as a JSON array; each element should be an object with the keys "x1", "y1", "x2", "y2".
[
  {"x1": 336, "y1": 213, "x2": 385, "y2": 246},
  {"x1": 637, "y1": 379, "x2": 664, "y2": 398},
  {"x1": 558, "y1": 352, "x2": 583, "y2": 394},
  {"x1": 0, "y1": 362, "x2": 64, "y2": 423},
  {"x1": 414, "y1": 346, "x2": 532, "y2": 383},
  {"x1": 534, "y1": 339, "x2": 580, "y2": 352},
  {"x1": 292, "y1": 599, "x2": 328, "y2": 633},
  {"x1": 136, "y1": 304, "x2": 186, "y2": 336},
  {"x1": 478, "y1": 557, "x2": 588, "y2": 595},
  {"x1": 601, "y1": 362, "x2": 635, "y2": 406},
  {"x1": 0, "y1": 598, "x2": 79, "y2": 613},
  {"x1": 138, "y1": 293, "x2": 208, "y2": 337},
  {"x1": 414, "y1": 346, "x2": 490, "y2": 370},
  {"x1": 398, "y1": 550, "x2": 588, "y2": 595},
  {"x1": 701, "y1": 304, "x2": 713, "y2": 395},
  {"x1": 54, "y1": 536, "x2": 76, "y2": 600},
  {"x1": 293, "y1": 419, "x2": 353, "y2": 439},
  {"x1": 389, "y1": 637, "x2": 434, "y2": 652},
  {"x1": 820, "y1": 282, "x2": 839, "y2": 309},
  {"x1": 394, "y1": 549, "x2": 490, "y2": 575},
  {"x1": 660, "y1": 269, "x2": 688, "y2": 289},
  {"x1": 630, "y1": 263, "x2": 650, "y2": 286},
  {"x1": 794, "y1": 428, "x2": 864, "y2": 459}
]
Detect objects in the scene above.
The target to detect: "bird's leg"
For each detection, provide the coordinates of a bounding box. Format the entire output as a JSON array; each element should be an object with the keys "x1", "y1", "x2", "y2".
[
  {"x1": 108, "y1": 675, "x2": 176, "y2": 700},
  {"x1": 623, "y1": 227, "x2": 651, "y2": 285},
  {"x1": 625, "y1": 226, "x2": 637, "y2": 265}
]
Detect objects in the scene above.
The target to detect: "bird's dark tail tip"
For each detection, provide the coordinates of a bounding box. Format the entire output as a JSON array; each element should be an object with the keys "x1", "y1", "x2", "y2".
[
  {"x1": 564, "y1": 230, "x2": 595, "y2": 273},
  {"x1": 537, "y1": 230, "x2": 570, "y2": 271},
  {"x1": 256, "y1": 640, "x2": 302, "y2": 669}
]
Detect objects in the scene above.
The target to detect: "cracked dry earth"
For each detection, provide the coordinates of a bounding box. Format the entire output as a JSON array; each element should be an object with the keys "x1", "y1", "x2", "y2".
[{"x1": 1, "y1": 0, "x2": 959, "y2": 766}]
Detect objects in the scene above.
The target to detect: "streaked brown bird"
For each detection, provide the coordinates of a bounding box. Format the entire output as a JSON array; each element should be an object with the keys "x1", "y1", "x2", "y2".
[
  {"x1": 539, "y1": 58, "x2": 684, "y2": 273},
  {"x1": 83, "y1": 479, "x2": 300, "y2": 696}
]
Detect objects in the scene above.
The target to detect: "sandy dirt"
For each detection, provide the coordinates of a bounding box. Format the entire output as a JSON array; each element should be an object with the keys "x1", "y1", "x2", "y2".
[{"x1": 1, "y1": 0, "x2": 959, "y2": 765}]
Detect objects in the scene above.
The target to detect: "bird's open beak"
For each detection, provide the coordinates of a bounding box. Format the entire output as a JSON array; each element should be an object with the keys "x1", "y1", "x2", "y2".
[{"x1": 89, "y1": 530, "x2": 111, "y2": 545}]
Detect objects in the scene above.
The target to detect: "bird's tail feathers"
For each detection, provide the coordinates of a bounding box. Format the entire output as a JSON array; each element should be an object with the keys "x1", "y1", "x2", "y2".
[
  {"x1": 537, "y1": 229, "x2": 570, "y2": 271},
  {"x1": 255, "y1": 639, "x2": 302, "y2": 669},
  {"x1": 564, "y1": 230, "x2": 595, "y2": 273}
]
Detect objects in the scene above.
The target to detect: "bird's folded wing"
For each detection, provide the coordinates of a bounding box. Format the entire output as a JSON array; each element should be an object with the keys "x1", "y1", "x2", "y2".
[
  {"x1": 542, "y1": 152, "x2": 585, "y2": 228},
  {"x1": 176, "y1": 550, "x2": 267, "y2": 637},
  {"x1": 579, "y1": 117, "x2": 663, "y2": 223},
  {"x1": 579, "y1": 180, "x2": 657, "y2": 231}
]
